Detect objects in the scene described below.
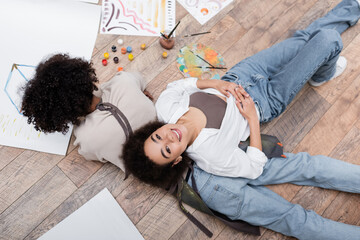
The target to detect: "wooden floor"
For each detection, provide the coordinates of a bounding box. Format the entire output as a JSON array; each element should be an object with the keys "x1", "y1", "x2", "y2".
[{"x1": 1, "y1": 0, "x2": 360, "y2": 239}]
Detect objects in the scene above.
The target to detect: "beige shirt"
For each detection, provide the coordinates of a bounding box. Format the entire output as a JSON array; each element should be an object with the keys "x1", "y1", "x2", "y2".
[{"x1": 73, "y1": 72, "x2": 156, "y2": 172}]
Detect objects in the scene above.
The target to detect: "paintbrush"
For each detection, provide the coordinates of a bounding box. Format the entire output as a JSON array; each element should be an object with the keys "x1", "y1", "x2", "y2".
[
  {"x1": 194, "y1": 66, "x2": 227, "y2": 70},
  {"x1": 160, "y1": 31, "x2": 168, "y2": 39},
  {"x1": 189, "y1": 50, "x2": 216, "y2": 68},
  {"x1": 183, "y1": 31, "x2": 211, "y2": 37},
  {"x1": 167, "y1": 21, "x2": 181, "y2": 39}
]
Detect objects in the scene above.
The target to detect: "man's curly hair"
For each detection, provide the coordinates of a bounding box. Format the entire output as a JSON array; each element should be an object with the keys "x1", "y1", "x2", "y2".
[
  {"x1": 22, "y1": 54, "x2": 98, "y2": 134},
  {"x1": 123, "y1": 120, "x2": 191, "y2": 189}
]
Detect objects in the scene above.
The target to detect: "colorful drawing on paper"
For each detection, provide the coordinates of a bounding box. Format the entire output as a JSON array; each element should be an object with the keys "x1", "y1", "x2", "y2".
[
  {"x1": 177, "y1": 43, "x2": 226, "y2": 80},
  {"x1": 2, "y1": 64, "x2": 39, "y2": 140},
  {"x1": 4, "y1": 64, "x2": 35, "y2": 115},
  {"x1": 100, "y1": 0, "x2": 175, "y2": 36},
  {"x1": 177, "y1": 0, "x2": 233, "y2": 25}
]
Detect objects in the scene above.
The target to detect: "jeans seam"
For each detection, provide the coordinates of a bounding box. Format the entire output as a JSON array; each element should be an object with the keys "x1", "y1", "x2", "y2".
[{"x1": 290, "y1": 51, "x2": 332, "y2": 98}]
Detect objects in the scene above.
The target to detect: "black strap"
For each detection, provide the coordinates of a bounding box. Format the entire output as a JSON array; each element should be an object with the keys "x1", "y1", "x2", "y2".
[
  {"x1": 96, "y1": 102, "x2": 133, "y2": 141},
  {"x1": 176, "y1": 177, "x2": 213, "y2": 237},
  {"x1": 96, "y1": 101, "x2": 132, "y2": 179},
  {"x1": 174, "y1": 164, "x2": 261, "y2": 237}
]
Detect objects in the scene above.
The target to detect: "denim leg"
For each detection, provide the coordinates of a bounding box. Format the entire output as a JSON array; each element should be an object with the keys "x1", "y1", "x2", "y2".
[
  {"x1": 222, "y1": 0, "x2": 360, "y2": 122},
  {"x1": 189, "y1": 165, "x2": 360, "y2": 240},
  {"x1": 250, "y1": 152, "x2": 360, "y2": 193},
  {"x1": 222, "y1": 0, "x2": 360, "y2": 82},
  {"x1": 230, "y1": 29, "x2": 343, "y2": 122}
]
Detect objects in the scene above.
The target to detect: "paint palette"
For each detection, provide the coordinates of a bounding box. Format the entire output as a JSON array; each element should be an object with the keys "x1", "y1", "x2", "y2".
[{"x1": 177, "y1": 43, "x2": 226, "y2": 80}]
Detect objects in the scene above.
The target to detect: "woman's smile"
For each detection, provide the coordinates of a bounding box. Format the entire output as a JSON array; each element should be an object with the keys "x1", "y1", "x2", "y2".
[{"x1": 171, "y1": 128, "x2": 182, "y2": 141}]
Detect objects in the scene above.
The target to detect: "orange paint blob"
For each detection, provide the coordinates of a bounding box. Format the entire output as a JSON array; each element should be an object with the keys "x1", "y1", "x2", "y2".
[{"x1": 201, "y1": 8, "x2": 209, "y2": 15}]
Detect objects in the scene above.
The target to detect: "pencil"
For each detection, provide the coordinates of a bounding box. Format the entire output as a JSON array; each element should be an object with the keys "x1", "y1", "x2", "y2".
[
  {"x1": 167, "y1": 21, "x2": 181, "y2": 38},
  {"x1": 183, "y1": 31, "x2": 211, "y2": 37}
]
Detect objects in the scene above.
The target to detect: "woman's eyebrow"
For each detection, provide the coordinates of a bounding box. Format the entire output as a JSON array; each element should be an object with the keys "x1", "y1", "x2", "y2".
[
  {"x1": 150, "y1": 135, "x2": 169, "y2": 159},
  {"x1": 161, "y1": 149, "x2": 169, "y2": 159},
  {"x1": 150, "y1": 135, "x2": 158, "y2": 143}
]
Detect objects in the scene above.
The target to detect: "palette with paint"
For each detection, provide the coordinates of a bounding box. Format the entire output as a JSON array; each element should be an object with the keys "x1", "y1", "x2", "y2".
[{"x1": 177, "y1": 43, "x2": 226, "y2": 80}]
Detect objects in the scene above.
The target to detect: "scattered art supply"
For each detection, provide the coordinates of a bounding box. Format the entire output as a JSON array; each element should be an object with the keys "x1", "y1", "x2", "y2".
[
  {"x1": 113, "y1": 57, "x2": 119, "y2": 63},
  {"x1": 166, "y1": 20, "x2": 180, "y2": 39},
  {"x1": 159, "y1": 35, "x2": 175, "y2": 49},
  {"x1": 38, "y1": 188, "x2": 144, "y2": 240},
  {"x1": 111, "y1": 45, "x2": 117, "y2": 52},
  {"x1": 102, "y1": 59, "x2": 108, "y2": 66},
  {"x1": 162, "y1": 51, "x2": 168, "y2": 58},
  {"x1": 128, "y1": 53, "x2": 134, "y2": 61},
  {"x1": 140, "y1": 43, "x2": 146, "y2": 50},
  {"x1": 194, "y1": 66, "x2": 227, "y2": 69},
  {"x1": 121, "y1": 47, "x2": 127, "y2": 54},
  {"x1": 117, "y1": 67, "x2": 123, "y2": 71},
  {"x1": 0, "y1": 0, "x2": 101, "y2": 155},
  {"x1": 177, "y1": 43, "x2": 226, "y2": 80},
  {"x1": 100, "y1": 0, "x2": 176, "y2": 37},
  {"x1": 117, "y1": 38, "x2": 124, "y2": 45},
  {"x1": 126, "y1": 46, "x2": 132, "y2": 53},
  {"x1": 160, "y1": 31, "x2": 168, "y2": 39},
  {"x1": 104, "y1": 52, "x2": 110, "y2": 59},
  {"x1": 177, "y1": 0, "x2": 233, "y2": 25},
  {"x1": 183, "y1": 31, "x2": 211, "y2": 37}
]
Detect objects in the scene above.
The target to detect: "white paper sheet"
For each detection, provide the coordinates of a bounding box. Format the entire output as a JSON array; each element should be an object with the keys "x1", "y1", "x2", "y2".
[
  {"x1": 0, "y1": 0, "x2": 101, "y2": 155},
  {"x1": 177, "y1": 0, "x2": 233, "y2": 25},
  {"x1": 38, "y1": 188, "x2": 144, "y2": 240},
  {"x1": 100, "y1": 0, "x2": 176, "y2": 36}
]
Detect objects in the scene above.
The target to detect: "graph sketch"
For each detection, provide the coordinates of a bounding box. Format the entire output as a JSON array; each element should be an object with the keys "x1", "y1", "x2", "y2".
[
  {"x1": 1, "y1": 63, "x2": 73, "y2": 154},
  {"x1": 177, "y1": 0, "x2": 233, "y2": 25},
  {"x1": 100, "y1": 0, "x2": 175, "y2": 36},
  {"x1": 4, "y1": 64, "x2": 35, "y2": 115}
]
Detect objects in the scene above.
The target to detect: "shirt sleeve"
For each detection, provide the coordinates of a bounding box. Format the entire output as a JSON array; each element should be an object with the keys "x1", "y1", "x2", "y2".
[
  {"x1": 199, "y1": 146, "x2": 268, "y2": 179},
  {"x1": 155, "y1": 78, "x2": 198, "y2": 122}
]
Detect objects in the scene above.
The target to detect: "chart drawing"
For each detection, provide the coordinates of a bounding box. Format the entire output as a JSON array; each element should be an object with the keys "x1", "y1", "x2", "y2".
[
  {"x1": 100, "y1": 0, "x2": 175, "y2": 36},
  {"x1": 4, "y1": 64, "x2": 35, "y2": 115},
  {"x1": 177, "y1": 0, "x2": 233, "y2": 25}
]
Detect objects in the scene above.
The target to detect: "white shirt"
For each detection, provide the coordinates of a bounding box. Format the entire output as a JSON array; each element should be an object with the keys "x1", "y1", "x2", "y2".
[{"x1": 155, "y1": 78, "x2": 268, "y2": 179}]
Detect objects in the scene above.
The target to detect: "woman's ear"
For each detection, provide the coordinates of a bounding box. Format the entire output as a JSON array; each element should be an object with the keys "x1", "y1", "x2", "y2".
[{"x1": 172, "y1": 156, "x2": 182, "y2": 167}]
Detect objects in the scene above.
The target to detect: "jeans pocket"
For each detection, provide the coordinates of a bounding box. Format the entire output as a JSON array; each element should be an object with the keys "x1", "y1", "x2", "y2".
[
  {"x1": 204, "y1": 184, "x2": 242, "y2": 218},
  {"x1": 222, "y1": 72, "x2": 239, "y2": 83}
]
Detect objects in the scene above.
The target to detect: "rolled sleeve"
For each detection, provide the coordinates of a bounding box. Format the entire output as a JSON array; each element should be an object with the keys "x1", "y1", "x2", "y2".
[{"x1": 246, "y1": 146, "x2": 268, "y2": 165}]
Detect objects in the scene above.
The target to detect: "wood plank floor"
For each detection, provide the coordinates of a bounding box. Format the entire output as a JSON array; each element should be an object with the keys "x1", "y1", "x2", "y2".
[{"x1": 1, "y1": 0, "x2": 360, "y2": 239}]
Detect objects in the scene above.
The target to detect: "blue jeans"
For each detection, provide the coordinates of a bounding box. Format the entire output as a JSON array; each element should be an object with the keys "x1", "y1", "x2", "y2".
[
  {"x1": 221, "y1": 0, "x2": 360, "y2": 122},
  {"x1": 188, "y1": 1, "x2": 360, "y2": 239}
]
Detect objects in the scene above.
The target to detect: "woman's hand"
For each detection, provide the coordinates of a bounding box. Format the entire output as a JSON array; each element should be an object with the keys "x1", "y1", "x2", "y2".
[
  {"x1": 214, "y1": 80, "x2": 249, "y2": 101},
  {"x1": 235, "y1": 93, "x2": 258, "y2": 122}
]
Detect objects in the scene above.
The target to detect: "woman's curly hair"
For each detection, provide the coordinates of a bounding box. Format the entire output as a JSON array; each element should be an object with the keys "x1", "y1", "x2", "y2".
[
  {"x1": 22, "y1": 54, "x2": 98, "y2": 134},
  {"x1": 123, "y1": 120, "x2": 191, "y2": 189}
]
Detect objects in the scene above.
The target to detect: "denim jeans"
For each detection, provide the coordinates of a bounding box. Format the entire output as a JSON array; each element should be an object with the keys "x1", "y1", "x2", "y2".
[
  {"x1": 188, "y1": 1, "x2": 360, "y2": 239},
  {"x1": 221, "y1": 0, "x2": 360, "y2": 122}
]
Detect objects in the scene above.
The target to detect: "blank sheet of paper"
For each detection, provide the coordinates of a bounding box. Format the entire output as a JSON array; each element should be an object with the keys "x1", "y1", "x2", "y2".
[{"x1": 38, "y1": 188, "x2": 144, "y2": 240}]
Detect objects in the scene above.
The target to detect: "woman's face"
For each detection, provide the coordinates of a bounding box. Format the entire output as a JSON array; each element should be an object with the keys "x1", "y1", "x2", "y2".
[{"x1": 144, "y1": 123, "x2": 189, "y2": 166}]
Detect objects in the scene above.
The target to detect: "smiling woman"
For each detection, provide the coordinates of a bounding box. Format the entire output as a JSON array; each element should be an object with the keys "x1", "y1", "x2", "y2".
[
  {"x1": 123, "y1": 121, "x2": 191, "y2": 189},
  {"x1": 122, "y1": 1, "x2": 360, "y2": 239}
]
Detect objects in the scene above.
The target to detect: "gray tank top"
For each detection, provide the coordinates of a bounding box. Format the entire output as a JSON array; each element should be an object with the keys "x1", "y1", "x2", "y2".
[{"x1": 189, "y1": 92, "x2": 227, "y2": 129}]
